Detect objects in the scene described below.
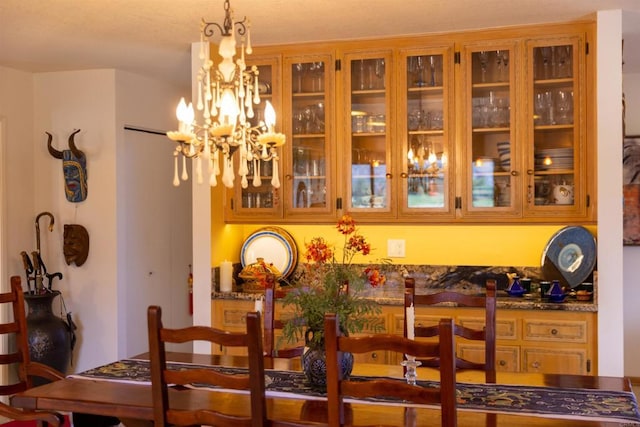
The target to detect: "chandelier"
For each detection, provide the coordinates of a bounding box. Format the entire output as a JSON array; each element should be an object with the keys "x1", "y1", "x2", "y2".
[{"x1": 167, "y1": 0, "x2": 285, "y2": 189}]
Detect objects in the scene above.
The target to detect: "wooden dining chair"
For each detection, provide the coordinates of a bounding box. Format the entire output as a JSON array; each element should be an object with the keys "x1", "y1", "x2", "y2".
[
  {"x1": 0, "y1": 276, "x2": 66, "y2": 426},
  {"x1": 147, "y1": 305, "x2": 268, "y2": 427},
  {"x1": 148, "y1": 306, "x2": 324, "y2": 427},
  {"x1": 324, "y1": 313, "x2": 457, "y2": 427},
  {"x1": 263, "y1": 276, "x2": 304, "y2": 360},
  {"x1": 404, "y1": 278, "x2": 497, "y2": 383}
]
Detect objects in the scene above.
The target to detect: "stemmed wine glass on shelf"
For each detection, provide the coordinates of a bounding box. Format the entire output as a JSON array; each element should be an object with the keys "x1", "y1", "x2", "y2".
[
  {"x1": 428, "y1": 56, "x2": 436, "y2": 86},
  {"x1": 540, "y1": 47, "x2": 552, "y2": 79},
  {"x1": 495, "y1": 50, "x2": 509, "y2": 82},
  {"x1": 293, "y1": 63, "x2": 304, "y2": 93},
  {"x1": 478, "y1": 51, "x2": 489, "y2": 83},
  {"x1": 409, "y1": 56, "x2": 426, "y2": 87}
]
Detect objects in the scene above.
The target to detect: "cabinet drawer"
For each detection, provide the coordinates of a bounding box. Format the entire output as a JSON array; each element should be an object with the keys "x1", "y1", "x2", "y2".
[
  {"x1": 523, "y1": 319, "x2": 587, "y2": 343},
  {"x1": 522, "y1": 347, "x2": 588, "y2": 375},
  {"x1": 458, "y1": 316, "x2": 519, "y2": 340},
  {"x1": 457, "y1": 343, "x2": 520, "y2": 373},
  {"x1": 353, "y1": 350, "x2": 388, "y2": 365}
]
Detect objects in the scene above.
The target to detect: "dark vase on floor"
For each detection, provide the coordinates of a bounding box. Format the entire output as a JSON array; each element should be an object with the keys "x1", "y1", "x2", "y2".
[{"x1": 24, "y1": 291, "x2": 71, "y2": 384}]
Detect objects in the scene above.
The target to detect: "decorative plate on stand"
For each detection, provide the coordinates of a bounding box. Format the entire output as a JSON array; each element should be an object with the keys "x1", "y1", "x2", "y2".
[
  {"x1": 541, "y1": 226, "x2": 597, "y2": 288},
  {"x1": 241, "y1": 227, "x2": 298, "y2": 281}
]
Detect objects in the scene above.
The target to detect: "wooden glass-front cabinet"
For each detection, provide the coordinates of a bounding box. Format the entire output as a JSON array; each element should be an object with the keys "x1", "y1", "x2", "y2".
[
  {"x1": 460, "y1": 35, "x2": 589, "y2": 221},
  {"x1": 525, "y1": 37, "x2": 588, "y2": 219},
  {"x1": 397, "y1": 47, "x2": 456, "y2": 220},
  {"x1": 282, "y1": 53, "x2": 336, "y2": 221},
  {"x1": 224, "y1": 55, "x2": 283, "y2": 220},
  {"x1": 224, "y1": 22, "x2": 594, "y2": 224},
  {"x1": 460, "y1": 41, "x2": 519, "y2": 219},
  {"x1": 343, "y1": 51, "x2": 395, "y2": 217}
]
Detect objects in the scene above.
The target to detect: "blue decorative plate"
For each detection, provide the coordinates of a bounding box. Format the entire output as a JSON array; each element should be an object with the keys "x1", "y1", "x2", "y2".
[
  {"x1": 541, "y1": 226, "x2": 597, "y2": 288},
  {"x1": 241, "y1": 227, "x2": 298, "y2": 280}
]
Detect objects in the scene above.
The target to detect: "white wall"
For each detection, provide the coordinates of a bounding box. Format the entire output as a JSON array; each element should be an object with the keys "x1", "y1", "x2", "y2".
[
  {"x1": 26, "y1": 69, "x2": 191, "y2": 372},
  {"x1": 0, "y1": 66, "x2": 35, "y2": 285},
  {"x1": 32, "y1": 70, "x2": 119, "y2": 372},
  {"x1": 115, "y1": 71, "x2": 192, "y2": 358},
  {"x1": 623, "y1": 72, "x2": 640, "y2": 375},
  {"x1": 596, "y1": 10, "x2": 625, "y2": 377}
]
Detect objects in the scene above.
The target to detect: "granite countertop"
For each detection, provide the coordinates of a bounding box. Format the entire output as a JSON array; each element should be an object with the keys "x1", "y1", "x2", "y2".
[{"x1": 211, "y1": 291, "x2": 597, "y2": 312}]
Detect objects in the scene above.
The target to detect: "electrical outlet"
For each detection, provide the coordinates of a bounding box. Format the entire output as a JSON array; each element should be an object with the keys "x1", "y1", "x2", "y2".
[{"x1": 387, "y1": 239, "x2": 406, "y2": 258}]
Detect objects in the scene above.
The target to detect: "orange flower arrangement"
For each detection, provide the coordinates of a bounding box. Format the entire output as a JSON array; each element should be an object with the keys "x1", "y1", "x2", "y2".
[{"x1": 281, "y1": 214, "x2": 389, "y2": 349}]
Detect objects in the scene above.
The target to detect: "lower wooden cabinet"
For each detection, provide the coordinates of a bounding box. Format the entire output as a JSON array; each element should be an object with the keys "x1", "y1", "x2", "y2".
[
  {"x1": 388, "y1": 305, "x2": 596, "y2": 375},
  {"x1": 211, "y1": 299, "x2": 597, "y2": 375}
]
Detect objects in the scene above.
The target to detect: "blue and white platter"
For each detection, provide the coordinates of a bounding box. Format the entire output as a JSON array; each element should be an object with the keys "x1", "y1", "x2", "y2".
[{"x1": 240, "y1": 227, "x2": 298, "y2": 280}]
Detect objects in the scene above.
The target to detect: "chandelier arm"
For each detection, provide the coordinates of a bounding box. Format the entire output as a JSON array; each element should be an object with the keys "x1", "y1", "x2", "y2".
[{"x1": 202, "y1": 0, "x2": 248, "y2": 38}]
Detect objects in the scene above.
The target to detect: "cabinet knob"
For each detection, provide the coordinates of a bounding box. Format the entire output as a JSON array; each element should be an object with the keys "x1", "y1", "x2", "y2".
[
  {"x1": 285, "y1": 174, "x2": 292, "y2": 180},
  {"x1": 526, "y1": 169, "x2": 534, "y2": 175},
  {"x1": 400, "y1": 172, "x2": 408, "y2": 178},
  {"x1": 532, "y1": 361, "x2": 540, "y2": 369},
  {"x1": 551, "y1": 328, "x2": 558, "y2": 335},
  {"x1": 510, "y1": 170, "x2": 519, "y2": 176},
  {"x1": 371, "y1": 352, "x2": 378, "y2": 359},
  {"x1": 499, "y1": 360, "x2": 506, "y2": 366},
  {"x1": 385, "y1": 173, "x2": 392, "y2": 179}
]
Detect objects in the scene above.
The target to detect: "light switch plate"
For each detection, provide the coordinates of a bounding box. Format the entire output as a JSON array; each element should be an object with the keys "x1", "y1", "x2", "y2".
[{"x1": 387, "y1": 239, "x2": 406, "y2": 258}]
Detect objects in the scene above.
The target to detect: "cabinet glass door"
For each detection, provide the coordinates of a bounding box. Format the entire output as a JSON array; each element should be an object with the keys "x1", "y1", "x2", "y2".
[
  {"x1": 528, "y1": 39, "x2": 582, "y2": 214},
  {"x1": 400, "y1": 48, "x2": 454, "y2": 217},
  {"x1": 463, "y1": 43, "x2": 518, "y2": 217},
  {"x1": 345, "y1": 53, "x2": 393, "y2": 215},
  {"x1": 226, "y1": 57, "x2": 283, "y2": 219},
  {"x1": 284, "y1": 54, "x2": 333, "y2": 218}
]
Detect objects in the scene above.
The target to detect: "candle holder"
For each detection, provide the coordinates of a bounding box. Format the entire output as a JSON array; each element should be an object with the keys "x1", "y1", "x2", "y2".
[{"x1": 400, "y1": 355, "x2": 422, "y2": 385}]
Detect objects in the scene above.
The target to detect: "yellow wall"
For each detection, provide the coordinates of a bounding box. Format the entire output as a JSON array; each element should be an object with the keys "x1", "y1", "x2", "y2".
[{"x1": 211, "y1": 213, "x2": 597, "y2": 270}]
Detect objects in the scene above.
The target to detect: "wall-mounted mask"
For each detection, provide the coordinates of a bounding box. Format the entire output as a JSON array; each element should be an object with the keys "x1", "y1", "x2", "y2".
[
  {"x1": 47, "y1": 129, "x2": 88, "y2": 202},
  {"x1": 63, "y1": 224, "x2": 89, "y2": 267}
]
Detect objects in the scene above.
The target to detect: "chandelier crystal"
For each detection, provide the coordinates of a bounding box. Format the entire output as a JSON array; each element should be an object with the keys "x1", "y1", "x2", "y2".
[{"x1": 167, "y1": 0, "x2": 285, "y2": 189}]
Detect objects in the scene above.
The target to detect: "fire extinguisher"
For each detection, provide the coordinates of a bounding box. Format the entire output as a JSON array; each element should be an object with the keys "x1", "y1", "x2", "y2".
[{"x1": 188, "y1": 264, "x2": 193, "y2": 316}]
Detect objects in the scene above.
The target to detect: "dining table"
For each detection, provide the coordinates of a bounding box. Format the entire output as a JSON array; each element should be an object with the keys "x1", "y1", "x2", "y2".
[{"x1": 10, "y1": 351, "x2": 640, "y2": 427}]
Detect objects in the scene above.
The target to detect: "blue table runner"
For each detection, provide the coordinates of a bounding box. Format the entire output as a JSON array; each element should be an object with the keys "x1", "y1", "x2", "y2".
[{"x1": 71, "y1": 359, "x2": 640, "y2": 424}]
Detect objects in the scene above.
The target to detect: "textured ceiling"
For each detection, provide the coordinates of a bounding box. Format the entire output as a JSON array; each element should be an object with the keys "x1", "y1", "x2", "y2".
[{"x1": 1, "y1": 0, "x2": 640, "y2": 90}]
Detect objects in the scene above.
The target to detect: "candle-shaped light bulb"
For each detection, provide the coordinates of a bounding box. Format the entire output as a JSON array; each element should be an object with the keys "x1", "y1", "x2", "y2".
[
  {"x1": 180, "y1": 101, "x2": 194, "y2": 134},
  {"x1": 264, "y1": 101, "x2": 276, "y2": 133},
  {"x1": 407, "y1": 147, "x2": 414, "y2": 161},
  {"x1": 219, "y1": 88, "x2": 239, "y2": 128},
  {"x1": 176, "y1": 98, "x2": 188, "y2": 133}
]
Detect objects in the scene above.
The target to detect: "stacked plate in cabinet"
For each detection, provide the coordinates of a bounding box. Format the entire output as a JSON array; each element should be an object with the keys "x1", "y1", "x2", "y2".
[
  {"x1": 535, "y1": 148, "x2": 573, "y2": 170},
  {"x1": 497, "y1": 142, "x2": 510, "y2": 172}
]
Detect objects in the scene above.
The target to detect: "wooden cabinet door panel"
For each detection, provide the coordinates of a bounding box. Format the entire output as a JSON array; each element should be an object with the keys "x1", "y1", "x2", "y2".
[{"x1": 522, "y1": 347, "x2": 588, "y2": 375}]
